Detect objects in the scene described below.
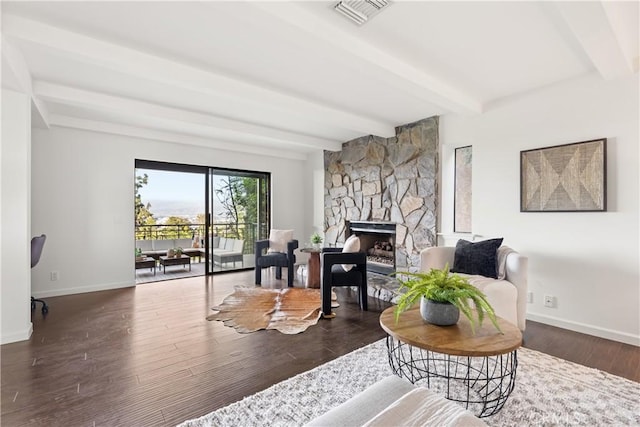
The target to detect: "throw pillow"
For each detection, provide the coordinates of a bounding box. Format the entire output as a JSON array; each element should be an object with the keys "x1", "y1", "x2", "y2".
[
  {"x1": 267, "y1": 229, "x2": 294, "y2": 253},
  {"x1": 451, "y1": 238, "x2": 503, "y2": 279},
  {"x1": 341, "y1": 234, "x2": 361, "y2": 272}
]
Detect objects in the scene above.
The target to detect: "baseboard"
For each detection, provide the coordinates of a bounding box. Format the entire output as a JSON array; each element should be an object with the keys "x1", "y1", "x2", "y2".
[
  {"x1": 1, "y1": 322, "x2": 33, "y2": 344},
  {"x1": 32, "y1": 280, "x2": 135, "y2": 299},
  {"x1": 527, "y1": 312, "x2": 640, "y2": 347}
]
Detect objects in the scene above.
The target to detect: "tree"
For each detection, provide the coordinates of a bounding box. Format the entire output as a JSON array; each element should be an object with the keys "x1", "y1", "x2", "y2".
[
  {"x1": 135, "y1": 173, "x2": 155, "y2": 238},
  {"x1": 215, "y1": 176, "x2": 244, "y2": 238},
  {"x1": 164, "y1": 216, "x2": 192, "y2": 239},
  {"x1": 215, "y1": 175, "x2": 266, "y2": 240}
]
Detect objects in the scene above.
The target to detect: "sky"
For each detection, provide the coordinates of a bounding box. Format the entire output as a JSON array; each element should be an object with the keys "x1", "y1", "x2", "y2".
[
  {"x1": 136, "y1": 169, "x2": 204, "y2": 203},
  {"x1": 136, "y1": 168, "x2": 230, "y2": 218}
]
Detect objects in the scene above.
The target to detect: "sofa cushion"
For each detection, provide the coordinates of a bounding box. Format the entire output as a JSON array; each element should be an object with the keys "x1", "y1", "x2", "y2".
[
  {"x1": 152, "y1": 239, "x2": 175, "y2": 251},
  {"x1": 267, "y1": 229, "x2": 293, "y2": 253},
  {"x1": 305, "y1": 376, "x2": 417, "y2": 427},
  {"x1": 363, "y1": 387, "x2": 486, "y2": 427},
  {"x1": 175, "y1": 238, "x2": 192, "y2": 250},
  {"x1": 451, "y1": 238, "x2": 503, "y2": 279},
  {"x1": 136, "y1": 240, "x2": 153, "y2": 251}
]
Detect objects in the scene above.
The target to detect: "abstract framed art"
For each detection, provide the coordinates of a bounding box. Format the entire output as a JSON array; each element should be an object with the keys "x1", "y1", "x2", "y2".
[
  {"x1": 520, "y1": 138, "x2": 606, "y2": 212},
  {"x1": 454, "y1": 145, "x2": 472, "y2": 231}
]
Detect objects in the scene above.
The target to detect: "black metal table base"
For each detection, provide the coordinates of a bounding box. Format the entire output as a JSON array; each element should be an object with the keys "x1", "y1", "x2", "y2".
[{"x1": 385, "y1": 336, "x2": 518, "y2": 418}]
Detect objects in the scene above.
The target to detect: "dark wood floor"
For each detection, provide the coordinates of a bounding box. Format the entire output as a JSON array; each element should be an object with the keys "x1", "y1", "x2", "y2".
[{"x1": 2, "y1": 271, "x2": 638, "y2": 426}]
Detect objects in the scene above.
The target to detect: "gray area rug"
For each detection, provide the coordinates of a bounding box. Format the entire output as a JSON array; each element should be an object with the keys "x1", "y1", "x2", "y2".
[{"x1": 177, "y1": 339, "x2": 640, "y2": 426}]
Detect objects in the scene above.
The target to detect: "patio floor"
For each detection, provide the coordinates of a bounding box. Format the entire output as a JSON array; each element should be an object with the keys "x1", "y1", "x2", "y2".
[{"x1": 135, "y1": 254, "x2": 256, "y2": 284}]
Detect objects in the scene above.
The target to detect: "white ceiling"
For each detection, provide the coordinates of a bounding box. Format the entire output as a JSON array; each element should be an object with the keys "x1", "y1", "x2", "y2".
[{"x1": 2, "y1": 1, "x2": 638, "y2": 160}]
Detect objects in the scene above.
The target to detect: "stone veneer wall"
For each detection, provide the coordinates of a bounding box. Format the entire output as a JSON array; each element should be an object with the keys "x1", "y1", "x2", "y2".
[{"x1": 324, "y1": 116, "x2": 438, "y2": 272}]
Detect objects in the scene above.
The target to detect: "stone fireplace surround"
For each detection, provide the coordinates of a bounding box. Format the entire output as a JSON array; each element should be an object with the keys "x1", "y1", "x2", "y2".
[{"x1": 323, "y1": 116, "x2": 439, "y2": 302}]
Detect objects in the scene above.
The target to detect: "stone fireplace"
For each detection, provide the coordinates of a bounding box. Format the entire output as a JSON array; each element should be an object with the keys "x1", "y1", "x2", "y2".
[{"x1": 324, "y1": 116, "x2": 438, "y2": 273}]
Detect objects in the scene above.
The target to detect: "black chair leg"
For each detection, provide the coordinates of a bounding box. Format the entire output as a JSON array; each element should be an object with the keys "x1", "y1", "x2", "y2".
[
  {"x1": 31, "y1": 296, "x2": 49, "y2": 314},
  {"x1": 321, "y1": 282, "x2": 333, "y2": 316},
  {"x1": 275, "y1": 266, "x2": 282, "y2": 280},
  {"x1": 287, "y1": 266, "x2": 294, "y2": 287},
  {"x1": 360, "y1": 284, "x2": 368, "y2": 311},
  {"x1": 255, "y1": 266, "x2": 262, "y2": 285}
]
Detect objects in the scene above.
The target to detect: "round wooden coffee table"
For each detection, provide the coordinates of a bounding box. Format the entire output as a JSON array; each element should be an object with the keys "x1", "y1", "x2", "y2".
[{"x1": 379, "y1": 305, "x2": 522, "y2": 417}]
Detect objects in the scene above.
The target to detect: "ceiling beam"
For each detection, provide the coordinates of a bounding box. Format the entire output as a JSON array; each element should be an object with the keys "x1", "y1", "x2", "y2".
[
  {"x1": 248, "y1": 2, "x2": 483, "y2": 115},
  {"x1": 34, "y1": 81, "x2": 343, "y2": 151},
  {"x1": 1, "y1": 39, "x2": 50, "y2": 128},
  {"x1": 554, "y1": 1, "x2": 637, "y2": 80},
  {"x1": 3, "y1": 14, "x2": 394, "y2": 138},
  {"x1": 48, "y1": 115, "x2": 307, "y2": 161}
]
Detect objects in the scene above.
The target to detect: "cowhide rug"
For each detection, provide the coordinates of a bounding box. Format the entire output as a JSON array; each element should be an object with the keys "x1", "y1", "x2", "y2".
[{"x1": 207, "y1": 287, "x2": 336, "y2": 334}]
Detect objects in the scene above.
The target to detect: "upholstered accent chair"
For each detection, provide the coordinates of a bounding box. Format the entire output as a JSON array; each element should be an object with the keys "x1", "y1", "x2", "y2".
[
  {"x1": 320, "y1": 235, "x2": 368, "y2": 317},
  {"x1": 255, "y1": 237, "x2": 299, "y2": 287},
  {"x1": 420, "y1": 242, "x2": 528, "y2": 331}
]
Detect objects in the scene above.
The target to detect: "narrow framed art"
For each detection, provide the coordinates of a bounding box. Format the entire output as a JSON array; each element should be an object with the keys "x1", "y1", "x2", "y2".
[
  {"x1": 454, "y1": 145, "x2": 472, "y2": 231},
  {"x1": 520, "y1": 138, "x2": 606, "y2": 212}
]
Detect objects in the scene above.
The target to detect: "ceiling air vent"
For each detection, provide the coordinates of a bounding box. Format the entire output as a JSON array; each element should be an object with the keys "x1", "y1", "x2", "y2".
[{"x1": 334, "y1": 0, "x2": 391, "y2": 26}]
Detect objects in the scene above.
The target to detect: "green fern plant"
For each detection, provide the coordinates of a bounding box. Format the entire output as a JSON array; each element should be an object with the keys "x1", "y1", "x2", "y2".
[{"x1": 393, "y1": 264, "x2": 502, "y2": 334}]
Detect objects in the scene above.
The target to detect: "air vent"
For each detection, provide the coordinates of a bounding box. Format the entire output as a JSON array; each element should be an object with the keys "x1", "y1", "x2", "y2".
[{"x1": 334, "y1": 0, "x2": 391, "y2": 26}]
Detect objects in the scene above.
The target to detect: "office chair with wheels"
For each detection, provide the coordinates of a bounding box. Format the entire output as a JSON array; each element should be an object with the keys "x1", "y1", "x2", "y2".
[{"x1": 31, "y1": 234, "x2": 48, "y2": 314}]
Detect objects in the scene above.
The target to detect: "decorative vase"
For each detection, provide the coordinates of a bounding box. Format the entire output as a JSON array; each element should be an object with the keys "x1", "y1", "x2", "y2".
[
  {"x1": 420, "y1": 296, "x2": 460, "y2": 326},
  {"x1": 167, "y1": 249, "x2": 175, "y2": 258}
]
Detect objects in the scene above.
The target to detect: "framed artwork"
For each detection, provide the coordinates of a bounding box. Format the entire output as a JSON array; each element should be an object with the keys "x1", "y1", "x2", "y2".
[
  {"x1": 520, "y1": 138, "x2": 606, "y2": 212},
  {"x1": 454, "y1": 146, "x2": 472, "y2": 232}
]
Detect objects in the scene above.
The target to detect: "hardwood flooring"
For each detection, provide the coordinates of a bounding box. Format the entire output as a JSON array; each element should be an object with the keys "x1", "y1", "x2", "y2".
[{"x1": 2, "y1": 271, "x2": 638, "y2": 426}]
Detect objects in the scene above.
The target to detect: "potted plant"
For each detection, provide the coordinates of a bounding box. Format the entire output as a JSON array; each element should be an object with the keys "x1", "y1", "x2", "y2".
[
  {"x1": 310, "y1": 232, "x2": 323, "y2": 249},
  {"x1": 394, "y1": 264, "x2": 501, "y2": 334},
  {"x1": 135, "y1": 248, "x2": 143, "y2": 261},
  {"x1": 174, "y1": 247, "x2": 183, "y2": 257}
]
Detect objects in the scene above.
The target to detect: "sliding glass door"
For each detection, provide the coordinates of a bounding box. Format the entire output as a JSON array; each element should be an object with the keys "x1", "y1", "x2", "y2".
[
  {"x1": 135, "y1": 159, "x2": 270, "y2": 279},
  {"x1": 207, "y1": 168, "x2": 270, "y2": 274}
]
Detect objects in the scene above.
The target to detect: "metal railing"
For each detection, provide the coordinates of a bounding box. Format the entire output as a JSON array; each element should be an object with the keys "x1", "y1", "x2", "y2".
[{"x1": 135, "y1": 222, "x2": 265, "y2": 254}]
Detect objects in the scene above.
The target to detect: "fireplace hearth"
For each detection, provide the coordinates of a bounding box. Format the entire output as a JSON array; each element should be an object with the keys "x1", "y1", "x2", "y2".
[{"x1": 347, "y1": 221, "x2": 396, "y2": 275}]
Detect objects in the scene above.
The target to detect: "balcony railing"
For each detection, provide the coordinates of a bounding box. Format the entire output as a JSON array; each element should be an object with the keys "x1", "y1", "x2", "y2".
[{"x1": 135, "y1": 222, "x2": 265, "y2": 255}]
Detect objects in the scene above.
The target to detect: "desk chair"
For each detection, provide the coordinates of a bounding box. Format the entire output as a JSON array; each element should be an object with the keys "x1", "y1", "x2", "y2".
[{"x1": 31, "y1": 234, "x2": 48, "y2": 314}]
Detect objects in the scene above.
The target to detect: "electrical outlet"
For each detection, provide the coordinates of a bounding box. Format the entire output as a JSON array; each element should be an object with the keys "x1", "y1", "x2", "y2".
[
  {"x1": 50, "y1": 271, "x2": 59, "y2": 281},
  {"x1": 544, "y1": 295, "x2": 555, "y2": 308},
  {"x1": 527, "y1": 292, "x2": 533, "y2": 303}
]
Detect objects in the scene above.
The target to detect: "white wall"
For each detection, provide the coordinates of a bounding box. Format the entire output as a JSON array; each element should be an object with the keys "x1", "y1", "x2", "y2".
[
  {"x1": 1, "y1": 89, "x2": 33, "y2": 343},
  {"x1": 440, "y1": 72, "x2": 639, "y2": 345},
  {"x1": 30, "y1": 127, "x2": 307, "y2": 298}
]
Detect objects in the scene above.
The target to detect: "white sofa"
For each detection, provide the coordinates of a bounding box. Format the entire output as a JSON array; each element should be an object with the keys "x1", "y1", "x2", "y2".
[
  {"x1": 420, "y1": 246, "x2": 528, "y2": 331},
  {"x1": 306, "y1": 375, "x2": 486, "y2": 426},
  {"x1": 211, "y1": 236, "x2": 244, "y2": 266},
  {"x1": 136, "y1": 238, "x2": 201, "y2": 260}
]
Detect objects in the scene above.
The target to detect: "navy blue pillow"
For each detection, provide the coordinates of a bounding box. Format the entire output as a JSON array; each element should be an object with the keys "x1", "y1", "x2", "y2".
[{"x1": 451, "y1": 238, "x2": 503, "y2": 279}]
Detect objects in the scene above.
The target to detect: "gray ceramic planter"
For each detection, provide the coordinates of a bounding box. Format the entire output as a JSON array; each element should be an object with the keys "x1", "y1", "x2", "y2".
[{"x1": 420, "y1": 297, "x2": 460, "y2": 326}]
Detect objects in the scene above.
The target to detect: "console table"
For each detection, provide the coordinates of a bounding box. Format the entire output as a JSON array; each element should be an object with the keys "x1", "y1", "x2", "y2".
[{"x1": 379, "y1": 305, "x2": 522, "y2": 417}]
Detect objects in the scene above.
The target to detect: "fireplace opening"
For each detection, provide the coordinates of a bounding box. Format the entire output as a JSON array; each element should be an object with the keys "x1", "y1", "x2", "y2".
[{"x1": 347, "y1": 221, "x2": 396, "y2": 275}]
